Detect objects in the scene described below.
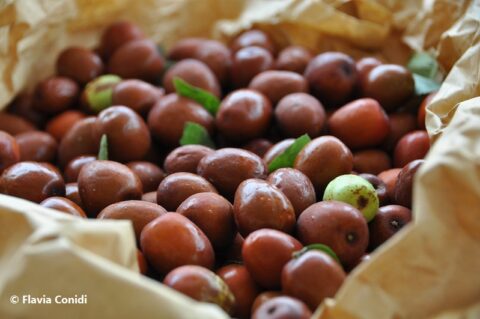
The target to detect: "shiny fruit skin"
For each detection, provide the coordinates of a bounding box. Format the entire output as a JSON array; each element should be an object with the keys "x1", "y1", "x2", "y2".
[
  {"x1": 294, "y1": 136, "x2": 353, "y2": 193},
  {"x1": 252, "y1": 296, "x2": 312, "y2": 319},
  {"x1": 297, "y1": 201, "x2": 368, "y2": 269},
  {"x1": 369, "y1": 205, "x2": 412, "y2": 249},
  {"x1": 217, "y1": 264, "x2": 260, "y2": 318},
  {"x1": 394, "y1": 130, "x2": 430, "y2": 168},
  {"x1": 242, "y1": 229, "x2": 303, "y2": 289},
  {"x1": 304, "y1": 52, "x2": 357, "y2": 107},
  {"x1": 328, "y1": 98, "x2": 390, "y2": 149},
  {"x1": 177, "y1": 192, "x2": 236, "y2": 250},
  {"x1": 267, "y1": 168, "x2": 316, "y2": 218},
  {"x1": 394, "y1": 159, "x2": 424, "y2": 208},
  {"x1": 234, "y1": 179, "x2": 296, "y2": 236},
  {"x1": 282, "y1": 250, "x2": 346, "y2": 310},
  {"x1": 140, "y1": 213, "x2": 215, "y2": 275},
  {"x1": 164, "y1": 265, "x2": 235, "y2": 314},
  {"x1": 0, "y1": 162, "x2": 65, "y2": 203}
]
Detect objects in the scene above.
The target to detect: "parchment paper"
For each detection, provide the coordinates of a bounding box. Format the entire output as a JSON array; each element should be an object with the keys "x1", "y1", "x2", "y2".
[{"x1": 0, "y1": 0, "x2": 479, "y2": 318}]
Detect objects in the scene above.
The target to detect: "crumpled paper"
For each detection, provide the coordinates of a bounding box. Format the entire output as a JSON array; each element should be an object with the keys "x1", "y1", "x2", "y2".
[{"x1": 0, "y1": 0, "x2": 479, "y2": 318}]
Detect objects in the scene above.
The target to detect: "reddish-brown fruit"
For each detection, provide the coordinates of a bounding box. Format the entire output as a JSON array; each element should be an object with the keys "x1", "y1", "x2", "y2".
[
  {"x1": 141, "y1": 213, "x2": 215, "y2": 275},
  {"x1": 328, "y1": 98, "x2": 390, "y2": 149},
  {"x1": 394, "y1": 130, "x2": 430, "y2": 167}
]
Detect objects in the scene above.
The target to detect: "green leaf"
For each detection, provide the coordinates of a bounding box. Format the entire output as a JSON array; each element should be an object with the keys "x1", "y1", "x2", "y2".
[
  {"x1": 98, "y1": 134, "x2": 109, "y2": 160},
  {"x1": 179, "y1": 122, "x2": 215, "y2": 148},
  {"x1": 407, "y1": 52, "x2": 438, "y2": 79},
  {"x1": 173, "y1": 77, "x2": 220, "y2": 115},
  {"x1": 413, "y1": 73, "x2": 441, "y2": 96},
  {"x1": 293, "y1": 244, "x2": 341, "y2": 264},
  {"x1": 268, "y1": 134, "x2": 311, "y2": 173}
]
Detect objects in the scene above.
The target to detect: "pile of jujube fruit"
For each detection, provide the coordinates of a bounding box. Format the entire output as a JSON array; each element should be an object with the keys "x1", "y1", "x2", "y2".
[{"x1": 0, "y1": 21, "x2": 434, "y2": 319}]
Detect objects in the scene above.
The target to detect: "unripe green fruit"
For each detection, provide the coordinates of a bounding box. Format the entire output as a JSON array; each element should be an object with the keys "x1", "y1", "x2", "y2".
[
  {"x1": 323, "y1": 174, "x2": 379, "y2": 222},
  {"x1": 85, "y1": 74, "x2": 121, "y2": 113}
]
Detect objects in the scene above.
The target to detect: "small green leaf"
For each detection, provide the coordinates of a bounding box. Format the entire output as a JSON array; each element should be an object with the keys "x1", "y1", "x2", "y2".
[
  {"x1": 413, "y1": 73, "x2": 441, "y2": 96},
  {"x1": 293, "y1": 243, "x2": 341, "y2": 264},
  {"x1": 407, "y1": 52, "x2": 438, "y2": 79},
  {"x1": 173, "y1": 77, "x2": 220, "y2": 115},
  {"x1": 179, "y1": 122, "x2": 215, "y2": 148},
  {"x1": 98, "y1": 134, "x2": 109, "y2": 160},
  {"x1": 268, "y1": 134, "x2": 311, "y2": 173}
]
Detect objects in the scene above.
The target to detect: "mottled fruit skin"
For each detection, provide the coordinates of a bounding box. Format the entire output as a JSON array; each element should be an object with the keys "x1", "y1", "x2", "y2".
[
  {"x1": 99, "y1": 21, "x2": 145, "y2": 59},
  {"x1": 177, "y1": 192, "x2": 236, "y2": 250},
  {"x1": 216, "y1": 89, "x2": 272, "y2": 143},
  {"x1": 0, "y1": 162, "x2": 65, "y2": 203},
  {"x1": 56, "y1": 47, "x2": 104, "y2": 84},
  {"x1": 217, "y1": 264, "x2": 260, "y2": 318},
  {"x1": 163, "y1": 59, "x2": 221, "y2": 97},
  {"x1": 234, "y1": 179, "x2": 296, "y2": 236},
  {"x1": 304, "y1": 52, "x2": 357, "y2": 107},
  {"x1": 108, "y1": 39, "x2": 164, "y2": 82},
  {"x1": 242, "y1": 229, "x2": 303, "y2": 289},
  {"x1": 353, "y1": 149, "x2": 391, "y2": 175},
  {"x1": 359, "y1": 173, "x2": 389, "y2": 206},
  {"x1": 275, "y1": 46, "x2": 313, "y2": 74},
  {"x1": 360, "y1": 64, "x2": 414, "y2": 112},
  {"x1": 40, "y1": 196, "x2": 86, "y2": 218},
  {"x1": 252, "y1": 296, "x2": 312, "y2": 319},
  {"x1": 140, "y1": 213, "x2": 215, "y2": 275},
  {"x1": 33, "y1": 77, "x2": 79, "y2": 114},
  {"x1": 0, "y1": 131, "x2": 20, "y2": 174},
  {"x1": 231, "y1": 47, "x2": 274, "y2": 88},
  {"x1": 267, "y1": 168, "x2": 316, "y2": 217},
  {"x1": 112, "y1": 79, "x2": 164, "y2": 115},
  {"x1": 98, "y1": 200, "x2": 167, "y2": 242},
  {"x1": 164, "y1": 265, "x2": 235, "y2": 314},
  {"x1": 148, "y1": 94, "x2": 214, "y2": 146},
  {"x1": 369, "y1": 205, "x2": 412, "y2": 250},
  {"x1": 164, "y1": 145, "x2": 214, "y2": 174},
  {"x1": 126, "y1": 161, "x2": 165, "y2": 193},
  {"x1": 294, "y1": 136, "x2": 353, "y2": 193},
  {"x1": 297, "y1": 201, "x2": 368, "y2": 269},
  {"x1": 248, "y1": 70, "x2": 308, "y2": 105},
  {"x1": 197, "y1": 148, "x2": 267, "y2": 199},
  {"x1": 275, "y1": 93, "x2": 326, "y2": 138},
  {"x1": 282, "y1": 250, "x2": 346, "y2": 310},
  {"x1": 323, "y1": 174, "x2": 379, "y2": 222},
  {"x1": 231, "y1": 29, "x2": 275, "y2": 54},
  {"x1": 394, "y1": 130, "x2": 430, "y2": 168},
  {"x1": 78, "y1": 160, "x2": 143, "y2": 217},
  {"x1": 328, "y1": 98, "x2": 390, "y2": 149},
  {"x1": 394, "y1": 159, "x2": 424, "y2": 208}
]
